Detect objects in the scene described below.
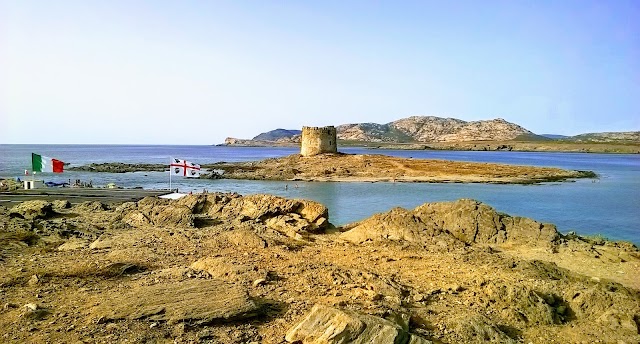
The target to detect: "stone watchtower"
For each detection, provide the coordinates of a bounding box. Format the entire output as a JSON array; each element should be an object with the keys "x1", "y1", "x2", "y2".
[{"x1": 300, "y1": 126, "x2": 337, "y2": 156}]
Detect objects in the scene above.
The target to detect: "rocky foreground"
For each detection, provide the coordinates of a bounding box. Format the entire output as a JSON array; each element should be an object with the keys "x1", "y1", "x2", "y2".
[
  {"x1": 203, "y1": 153, "x2": 595, "y2": 184},
  {"x1": 1, "y1": 194, "x2": 638, "y2": 343}
]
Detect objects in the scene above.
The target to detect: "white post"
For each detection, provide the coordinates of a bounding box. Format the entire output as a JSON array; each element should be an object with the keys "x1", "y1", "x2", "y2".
[{"x1": 169, "y1": 157, "x2": 172, "y2": 192}]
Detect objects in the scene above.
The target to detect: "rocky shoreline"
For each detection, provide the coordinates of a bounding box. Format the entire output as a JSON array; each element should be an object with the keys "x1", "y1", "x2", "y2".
[
  {"x1": 68, "y1": 163, "x2": 168, "y2": 173},
  {"x1": 69, "y1": 154, "x2": 596, "y2": 184},
  {"x1": 201, "y1": 153, "x2": 596, "y2": 184},
  {"x1": 1, "y1": 194, "x2": 638, "y2": 343}
]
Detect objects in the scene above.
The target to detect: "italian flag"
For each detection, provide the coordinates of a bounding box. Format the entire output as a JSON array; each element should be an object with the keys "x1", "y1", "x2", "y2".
[{"x1": 32, "y1": 153, "x2": 64, "y2": 173}]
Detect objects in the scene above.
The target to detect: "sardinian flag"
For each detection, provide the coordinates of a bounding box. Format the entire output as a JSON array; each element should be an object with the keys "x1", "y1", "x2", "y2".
[{"x1": 170, "y1": 158, "x2": 201, "y2": 178}]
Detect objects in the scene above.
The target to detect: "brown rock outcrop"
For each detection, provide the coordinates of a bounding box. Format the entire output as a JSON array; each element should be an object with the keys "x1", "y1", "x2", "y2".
[
  {"x1": 133, "y1": 197, "x2": 195, "y2": 227},
  {"x1": 451, "y1": 314, "x2": 516, "y2": 344},
  {"x1": 9, "y1": 200, "x2": 55, "y2": 220},
  {"x1": 90, "y1": 279, "x2": 261, "y2": 324},
  {"x1": 190, "y1": 257, "x2": 264, "y2": 284},
  {"x1": 111, "y1": 193, "x2": 330, "y2": 238},
  {"x1": 340, "y1": 199, "x2": 559, "y2": 246},
  {"x1": 285, "y1": 304, "x2": 431, "y2": 344}
]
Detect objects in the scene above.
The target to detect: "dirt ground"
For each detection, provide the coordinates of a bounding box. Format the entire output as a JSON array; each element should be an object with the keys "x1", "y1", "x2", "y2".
[
  {"x1": 0, "y1": 194, "x2": 638, "y2": 343},
  {"x1": 206, "y1": 153, "x2": 595, "y2": 184}
]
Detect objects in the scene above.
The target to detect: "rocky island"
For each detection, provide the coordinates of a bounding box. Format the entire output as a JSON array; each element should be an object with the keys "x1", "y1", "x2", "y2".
[
  {"x1": 208, "y1": 126, "x2": 597, "y2": 184},
  {"x1": 1, "y1": 193, "x2": 638, "y2": 343},
  {"x1": 203, "y1": 153, "x2": 595, "y2": 184},
  {"x1": 66, "y1": 154, "x2": 597, "y2": 184}
]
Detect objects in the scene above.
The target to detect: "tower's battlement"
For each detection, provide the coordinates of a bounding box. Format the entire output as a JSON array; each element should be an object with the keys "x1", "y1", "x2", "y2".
[{"x1": 300, "y1": 126, "x2": 337, "y2": 156}]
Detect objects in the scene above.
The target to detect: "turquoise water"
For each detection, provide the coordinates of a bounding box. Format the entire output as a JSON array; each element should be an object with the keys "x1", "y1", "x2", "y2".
[{"x1": 1, "y1": 144, "x2": 638, "y2": 244}]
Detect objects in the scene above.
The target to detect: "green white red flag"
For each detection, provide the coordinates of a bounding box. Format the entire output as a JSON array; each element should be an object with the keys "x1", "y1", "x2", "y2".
[{"x1": 32, "y1": 153, "x2": 64, "y2": 173}]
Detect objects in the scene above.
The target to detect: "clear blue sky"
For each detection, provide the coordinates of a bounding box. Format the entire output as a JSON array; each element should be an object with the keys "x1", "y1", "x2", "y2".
[{"x1": 1, "y1": 1, "x2": 638, "y2": 144}]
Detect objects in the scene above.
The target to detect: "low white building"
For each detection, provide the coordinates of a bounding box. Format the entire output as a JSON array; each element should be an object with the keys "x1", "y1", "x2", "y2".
[{"x1": 23, "y1": 180, "x2": 45, "y2": 190}]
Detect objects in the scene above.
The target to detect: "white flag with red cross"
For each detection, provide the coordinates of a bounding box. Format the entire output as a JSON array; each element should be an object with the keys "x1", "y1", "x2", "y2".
[{"x1": 170, "y1": 158, "x2": 201, "y2": 178}]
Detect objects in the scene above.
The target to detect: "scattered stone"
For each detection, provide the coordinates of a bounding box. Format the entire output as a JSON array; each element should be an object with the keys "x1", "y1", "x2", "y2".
[
  {"x1": 121, "y1": 211, "x2": 151, "y2": 227},
  {"x1": 27, "y1": 275, "x2": 39, "y2": 286},
  {"x1": 51, "y1": 200, "x2": 71, "y2": 210},
  {"x1": 24, "y1": 303, "x2": 38, "y2": 312},
  {"x1": 89, "y1": 237, "x2": 113, "y2": 250},
  {"x1": 386, "y1": 312, "x2": 411, "y2": 332},
  {"x1": 412, "y1": 293, "x2": 426, "y2": 303},
  {"x1": 252, "y1": 278, "x2": 267, "y2": 287},
  {"x1": 57, "y1": 239, "x2": 89, "y2": 251},
  {"x1": 224, "y1": 229, "x2": 267, "y2": 249},
  {"x1": 453, "y1": 314, "x2": 517, "y2": 344},
  {"x1": 172, "y1": 323, "x2": 187, "y2": 336},
  {"x1": 197, "y1": 329, "x2": 214, "y2": 339},
  {"x1": 100, "y1": 263, "x2": 144, "y2": 277},
  {"x1": 22, "y1": 303, "x2": 50, "y2": 321},
  {"x1": 91, "y1": 279, "x2": 262, "y2": 325},
  {"x1": 596, "y1": 310, "x2": 638, "y2": 332},
  {"x1": 9, "y1": 201, "x2": 54, "y2": 220},
  {"x1": 4, "y1": 303, "x2": 18, "y2": 310},
  {"x1": 285, "y1": 304, "x2": 431, "y2": 344},
  {"x1": 73, "y1": 201, "x2": 106, "y2": 212},
  {"x1": 190, "y1": 257, "x2": 262, "y2": 283}
]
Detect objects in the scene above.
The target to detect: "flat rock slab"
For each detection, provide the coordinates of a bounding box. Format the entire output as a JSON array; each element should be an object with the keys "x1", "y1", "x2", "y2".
[
  {"x1": 285, "y1": 304, "x2": 432, "y2": 344},
  {"x1": 91, "y1": 279, "x2": 261, "y2": 325}
]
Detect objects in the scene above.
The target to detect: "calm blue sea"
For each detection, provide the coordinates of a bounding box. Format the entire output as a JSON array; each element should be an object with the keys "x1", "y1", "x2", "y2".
[{"x1": 1, "y1": 144, "x2": 639, "y2": 244}]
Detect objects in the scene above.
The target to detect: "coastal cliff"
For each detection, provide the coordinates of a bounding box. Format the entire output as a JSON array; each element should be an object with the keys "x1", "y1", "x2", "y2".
[{"x1": 1, "y1": 194, "x2": 638, "y2": 343}]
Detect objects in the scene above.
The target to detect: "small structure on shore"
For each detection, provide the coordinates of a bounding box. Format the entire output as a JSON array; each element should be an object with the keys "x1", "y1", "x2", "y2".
[
  {"x1": 23, "y1": 180, "x2": 45, "y2": 190},
  {"x1": 300, "y1": 126, "x2": 337, "y2": 156}
]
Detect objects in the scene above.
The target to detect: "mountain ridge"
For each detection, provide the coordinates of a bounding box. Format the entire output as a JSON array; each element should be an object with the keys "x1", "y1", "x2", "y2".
[
  {"x1": 243, "y1": 116, "x2": 534, "y2": 143},
  {"x1": 253, "y1": 129, "x2": 301, "y2": 141},
  {"x1": 227, "y1": 116, "x2": 639, "y2": 145}
]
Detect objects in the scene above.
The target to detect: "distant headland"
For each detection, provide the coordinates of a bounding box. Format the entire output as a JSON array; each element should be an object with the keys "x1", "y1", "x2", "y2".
[{"x1": 222, "y1": 115, "x2": 640, "y2": 154}]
